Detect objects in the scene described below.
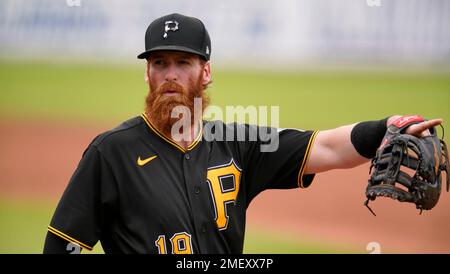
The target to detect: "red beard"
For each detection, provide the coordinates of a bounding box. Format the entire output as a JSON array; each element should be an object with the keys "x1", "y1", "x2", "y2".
[{"x1": 145, "y1": 74, "x2": 209, "y2": 138}]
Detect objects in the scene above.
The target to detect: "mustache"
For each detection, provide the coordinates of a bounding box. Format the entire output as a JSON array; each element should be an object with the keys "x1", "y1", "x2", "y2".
[{"x1": 156, "y1": 81, "x2": 185, "y2": 95}]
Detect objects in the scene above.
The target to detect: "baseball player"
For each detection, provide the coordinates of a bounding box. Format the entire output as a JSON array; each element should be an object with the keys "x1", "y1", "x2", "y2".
[{"x1": 43, "y1": 13, "x2": 442, "y2": 254}]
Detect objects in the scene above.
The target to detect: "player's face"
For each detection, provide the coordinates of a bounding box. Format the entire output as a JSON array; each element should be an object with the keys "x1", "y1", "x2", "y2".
[
  {"x1": 146, "y1": 51, "x2": 210, "y2": 94},
  {"x1": 144, "y1": 51, "x2": 211, "y2": 136}
]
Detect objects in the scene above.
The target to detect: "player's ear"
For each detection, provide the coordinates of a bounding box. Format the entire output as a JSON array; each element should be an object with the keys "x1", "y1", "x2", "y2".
[
  {"x1": 144, "y1": 59, "x2": 150, "y2": 83},
  {"x1": 201, "y1": 61, "x2": 211, "y2": 87}
]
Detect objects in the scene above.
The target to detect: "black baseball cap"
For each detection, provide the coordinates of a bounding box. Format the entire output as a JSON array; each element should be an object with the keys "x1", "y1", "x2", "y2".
[{"x1": 137, "y1": 13, "x2": 211, "y2": 61}]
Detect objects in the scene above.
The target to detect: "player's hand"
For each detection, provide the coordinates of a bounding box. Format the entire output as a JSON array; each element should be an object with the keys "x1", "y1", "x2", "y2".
[{"x1": 387, "y1": 115, "x2": 443, "y2": 138}]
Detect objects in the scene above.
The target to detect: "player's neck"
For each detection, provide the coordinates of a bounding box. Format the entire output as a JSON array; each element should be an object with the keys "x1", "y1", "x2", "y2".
[
  {"x1": 146, "y1": 113, "x2": 201, "y2": 149},
  {"x1": 175, "y1": 120, "x2": 201, "y2": 149}
]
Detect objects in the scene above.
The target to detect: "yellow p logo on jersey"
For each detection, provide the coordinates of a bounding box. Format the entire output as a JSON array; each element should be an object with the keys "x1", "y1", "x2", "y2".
[{"x1": 206, "y1": 159, "x2": 242, "y2": 230}]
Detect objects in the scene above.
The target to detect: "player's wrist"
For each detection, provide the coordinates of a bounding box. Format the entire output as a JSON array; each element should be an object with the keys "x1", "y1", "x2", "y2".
[{"x1": 350, "y1": 117, "x2": 389, "y2": 159}]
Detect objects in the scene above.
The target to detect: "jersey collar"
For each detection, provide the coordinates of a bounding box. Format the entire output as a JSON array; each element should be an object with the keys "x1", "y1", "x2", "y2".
[{"x1": 141, "y1": 112, "x2": 202, "y2": 153}]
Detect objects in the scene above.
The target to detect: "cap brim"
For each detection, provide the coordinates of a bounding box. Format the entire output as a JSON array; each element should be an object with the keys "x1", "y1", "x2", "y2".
[{"x1": 137, "y1": 45, "x2": 208, "y2": 60}]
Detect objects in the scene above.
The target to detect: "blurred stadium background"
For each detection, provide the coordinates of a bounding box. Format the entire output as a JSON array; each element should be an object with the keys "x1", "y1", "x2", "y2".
[{"x1": 0, "y1": 0, "x2": 449, "y2": 254}]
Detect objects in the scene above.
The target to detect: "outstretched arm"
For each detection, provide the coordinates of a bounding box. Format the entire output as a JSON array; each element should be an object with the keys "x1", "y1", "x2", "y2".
[
  {"x1": 304, "y1": 123, "x2": 368, "y2": 174},
  {"x1": 304, "y1": 115, "x2": 443, "y2": 174}
]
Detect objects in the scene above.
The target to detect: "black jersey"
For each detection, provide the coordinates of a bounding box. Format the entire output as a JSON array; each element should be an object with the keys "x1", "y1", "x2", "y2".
[{"x1": 47, "y1": 114, "x2": 317, "y2": 253}]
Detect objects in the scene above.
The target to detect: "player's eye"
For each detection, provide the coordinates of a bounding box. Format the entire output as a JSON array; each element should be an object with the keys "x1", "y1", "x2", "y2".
[
  {"x1": 177, "y1": 59, "x2": 190, "y2": 65},
  {"x1": 153, "y1": 59, "x2": 164, "y2": 66}
]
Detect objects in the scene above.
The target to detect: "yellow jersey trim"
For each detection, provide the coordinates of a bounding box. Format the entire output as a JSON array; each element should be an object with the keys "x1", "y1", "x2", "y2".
[
  {"x1": 47, "y1": 225, "x2": 93, "y2": 251},
  {"x1": 298, "y1": 130, "x2": 319, "y2": 188},
  {"x1": 141, "y1": 113, "x2": 202, "y2": 153}
]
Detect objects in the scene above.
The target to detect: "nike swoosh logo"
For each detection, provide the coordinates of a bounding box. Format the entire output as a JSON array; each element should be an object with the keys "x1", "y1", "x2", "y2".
[{"x1": 137, "y1": 155, "x2": 158, "y2": 166}]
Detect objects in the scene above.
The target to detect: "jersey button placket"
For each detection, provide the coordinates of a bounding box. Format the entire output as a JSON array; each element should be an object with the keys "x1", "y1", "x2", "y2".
[
  {"x1": 184, "y1": 153, "x2": 191, "y2": 160},
  {"x1": 194, "y1": 186, "x2": 200, "y2": 194}
]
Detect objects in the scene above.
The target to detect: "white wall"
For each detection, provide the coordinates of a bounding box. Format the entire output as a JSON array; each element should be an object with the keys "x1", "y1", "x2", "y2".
[{"x1": 1, "y1": 0, "x2": 449, "y2": 66}]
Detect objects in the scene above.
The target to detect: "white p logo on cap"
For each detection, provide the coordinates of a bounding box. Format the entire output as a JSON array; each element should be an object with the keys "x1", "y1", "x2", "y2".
[{"x1": 163, "y1": 21, "x2": 179, "y2": 39}]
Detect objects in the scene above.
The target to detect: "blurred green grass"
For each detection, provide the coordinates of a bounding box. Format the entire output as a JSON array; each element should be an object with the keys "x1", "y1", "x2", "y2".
[
  {"x1": 0, "y1": 199, "x2": 52, "y2": 254},
  {"x1": 243, "y1": 228, "x2": 357, "y2": 254},
  {"x1": 1, "y1": 61, "x2": 449, "y2": 131},
  {"x1": 0, "y1": 61, "x2": 449, "y2": 253},
  {"x1": 0, "y1": 198, "x2": 350, "y2": 254},
  {"x1": 0, "y1": 198, "x2": 104, "y2": 254}
]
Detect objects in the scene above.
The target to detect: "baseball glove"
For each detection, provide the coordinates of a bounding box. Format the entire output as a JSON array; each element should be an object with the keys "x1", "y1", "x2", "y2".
[{"x1": 364, "y1": 115, "x2": 449, "y2": 215}]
